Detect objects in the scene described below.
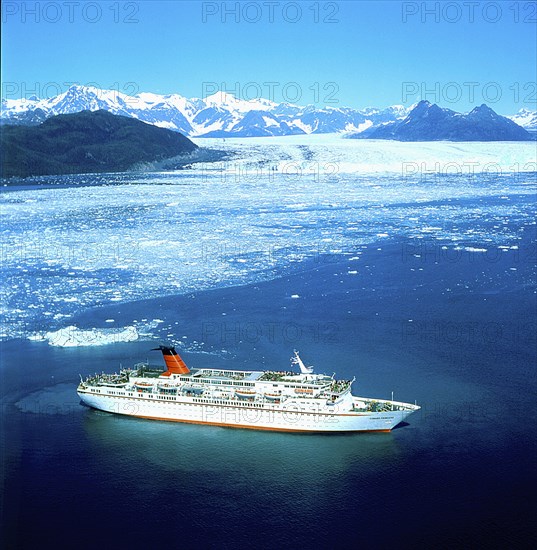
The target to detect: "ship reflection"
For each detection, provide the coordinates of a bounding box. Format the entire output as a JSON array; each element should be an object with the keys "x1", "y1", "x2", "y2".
[{"x1": 82, "y1": 408, "x2": 402, "y2": 481}]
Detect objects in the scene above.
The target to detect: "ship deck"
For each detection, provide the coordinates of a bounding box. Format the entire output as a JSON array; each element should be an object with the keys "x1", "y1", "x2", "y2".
[{"x1": 131, "y1": 362, "x2": 333, "y2": 386}]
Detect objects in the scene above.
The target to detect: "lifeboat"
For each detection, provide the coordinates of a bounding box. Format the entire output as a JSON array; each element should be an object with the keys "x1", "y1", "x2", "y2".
[
  {"x1": 235, "y1": 388, "x2": 256, "y2": 399},
  {"x1": 98, "y1": 380, "x2": 128, "y2": 388},
  {"x1": 135, "y1": 381, "x2": 154, "y2": 391},
  {"x1": 158, "y1": 383, "x2": 178, "y2": 394},
  {"x1": 182, "y1": 385, "x2": 204, "y2": 395},
  {"x1": 264, "y1": 392, "x2": 282, "y2": 401}
]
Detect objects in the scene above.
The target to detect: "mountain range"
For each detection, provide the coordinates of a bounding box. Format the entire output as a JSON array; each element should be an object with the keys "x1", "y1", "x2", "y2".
[
  {"x1": 1, "y1": 85, "x2": 535, "y2": 139},
  {"x1": 1, "y1": 85, "x2": 403, "y2": 137},
  {"x1": 350, "y1": 100, "x2": 532, "y2": 141}
]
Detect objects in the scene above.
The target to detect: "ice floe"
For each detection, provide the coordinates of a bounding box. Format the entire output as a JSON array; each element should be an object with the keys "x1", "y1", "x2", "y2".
[
  {"x1": 1, "y1": 138, "x2": 535, "y2": 341},
  {"x1": 31, "y1": 325, "x2": 140, "y2": 347}
]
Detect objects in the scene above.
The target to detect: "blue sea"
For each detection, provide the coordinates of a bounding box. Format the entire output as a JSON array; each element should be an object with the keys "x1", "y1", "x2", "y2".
[{"x1": 1, "y1": 140, "x2": 536, "y2": 548}]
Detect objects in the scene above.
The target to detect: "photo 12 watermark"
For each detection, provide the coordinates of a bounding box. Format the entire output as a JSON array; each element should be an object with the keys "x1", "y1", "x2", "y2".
[
  {"x1": 401, "y1": 160, "x2": 537, "y2": 183},
  {"x1": 198, "y1": 160, "x2": 340, "y2": 184},
  {"x1": 201, "y1": 81, "x2": 339, "y2": 104},
  {"x1": 401, "y1": 81, "x2": 537, "y2": 105},
  {"x1": 2, "y1": 1, "x2": 140, "y2": 24},
  {"x1": 1, "y1": 237, "x2": 140, "y2": 268},
  {"x1": 401, "y1": 2, "x2": 537, "y2": 24},
  {"x1": 418, "y1": 399, "x2": 496, "y2": 424},
  {"x1": 201, "y1": 1, "x2": 340, "y2": 24},
  {"x1": 201, "y1": 320, "x2": 340, "y2": 345},
  {"x1": 196, "y1": 240, "x2": 358, "y2": 270},
  {"x1": 401, "y1": 319, "x2": 536, "y2": 347},
  {"x1": 1, "y1": 81, "x2": 141, "y2": 103}
]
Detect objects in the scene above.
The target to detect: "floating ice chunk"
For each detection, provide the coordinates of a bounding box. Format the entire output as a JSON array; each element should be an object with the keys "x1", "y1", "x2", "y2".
[
  {"x1": 422, "y1": 227, "x2": 442, "y2": 232},
  {"x1": 38, "y1": 325, "x2": 139, "y2": 347},
  {"x1": 464, "y1": 247, "x2": 488, "y2": 253}
]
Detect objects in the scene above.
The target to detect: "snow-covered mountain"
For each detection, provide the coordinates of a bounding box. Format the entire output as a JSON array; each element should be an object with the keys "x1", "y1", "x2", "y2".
[
  {"x1": 1, "y1": 86, "x2": 199, "y2": 135},
  {"x1": 349, "y1": 101, "x2": 531, "y2": 141},
  {"x1": 1, "y1": 85, "x2": 412, "y2": 137},
  {"x1": 507, "y1": 108, "x2": 537, "y2": 131},
  {"x1": 4, "y1": 85, "x2": 532, "y2": 138}
]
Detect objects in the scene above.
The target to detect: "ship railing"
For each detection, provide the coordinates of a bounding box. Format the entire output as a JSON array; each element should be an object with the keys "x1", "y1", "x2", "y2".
[
  {"x1": 355, "y1": 397, "x2": 420, "y2": 412},
  {"x1": 83, "y1": 373, "x2": 128, "y2": 386}
]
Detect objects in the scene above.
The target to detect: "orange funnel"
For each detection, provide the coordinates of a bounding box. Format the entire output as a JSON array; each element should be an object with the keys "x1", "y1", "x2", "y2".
[{"x1": 153, "y1": 345, "x2": 190, "y2": 375}]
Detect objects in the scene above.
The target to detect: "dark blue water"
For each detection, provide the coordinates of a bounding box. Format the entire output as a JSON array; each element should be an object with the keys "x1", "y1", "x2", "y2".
[{"x1": 2, "y1": 225, "x2": 536, "y2": 548}]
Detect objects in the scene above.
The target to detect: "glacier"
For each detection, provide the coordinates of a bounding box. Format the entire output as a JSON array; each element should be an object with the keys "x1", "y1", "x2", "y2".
[{"x1": 0, "y1": 137, "x2": 535, "y2": 342}]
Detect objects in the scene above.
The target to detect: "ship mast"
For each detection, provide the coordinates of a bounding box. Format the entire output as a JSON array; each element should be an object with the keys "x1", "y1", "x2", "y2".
[{"x1": 291, "y1": 350, "x2": 314, "y2": 374}]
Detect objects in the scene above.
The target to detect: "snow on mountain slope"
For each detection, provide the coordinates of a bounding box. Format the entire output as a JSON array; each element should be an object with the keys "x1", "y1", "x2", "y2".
[
  {"x1": 0, "y1": 85, "x2": 418, "y2": 137},
  {"x1": 508, "y1": 108, "x2": 537, "y2": 130},
  {"x1": 350, "y1": 101, "x2": 532, "y2": 141},
  {"x1": 203, "y1": 91, "x2": 277, "y2": 113}
]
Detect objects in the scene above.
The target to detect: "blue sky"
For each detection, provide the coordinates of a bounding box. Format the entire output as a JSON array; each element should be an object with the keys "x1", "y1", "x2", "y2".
[{"x1": 1, "y1": 0, "x2": 536, "y2": 113}]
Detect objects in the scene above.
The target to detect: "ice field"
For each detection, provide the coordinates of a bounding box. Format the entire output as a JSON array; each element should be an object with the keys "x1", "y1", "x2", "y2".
[{"x1": 1, "y1": 136, "x2": 535, "y2": 342}]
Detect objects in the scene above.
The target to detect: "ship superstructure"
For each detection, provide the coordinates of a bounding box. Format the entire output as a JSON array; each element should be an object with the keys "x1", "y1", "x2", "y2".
[{"x1": 77, "y1": 346, "x2": 420, "y2": 432}]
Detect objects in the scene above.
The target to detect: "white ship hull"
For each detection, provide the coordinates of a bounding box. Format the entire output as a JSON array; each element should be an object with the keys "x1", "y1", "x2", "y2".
[
  {"x1": 78, "y1": 390, "x2": 417, "y2": 432},
  {"x1": 77, "y1": 347, "x2": 420, "y2": 433}
]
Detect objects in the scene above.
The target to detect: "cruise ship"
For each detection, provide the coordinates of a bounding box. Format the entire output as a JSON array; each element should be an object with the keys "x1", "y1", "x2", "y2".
[{"x1": 77, "y1": 346, "x2": 420, "y2": 432}]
